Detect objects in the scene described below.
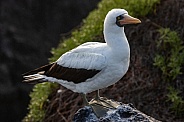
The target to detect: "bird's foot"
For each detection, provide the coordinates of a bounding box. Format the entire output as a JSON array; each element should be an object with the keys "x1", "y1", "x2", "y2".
[{"x1": 89, "y1": 97, "x2": 121, "y2": 117}]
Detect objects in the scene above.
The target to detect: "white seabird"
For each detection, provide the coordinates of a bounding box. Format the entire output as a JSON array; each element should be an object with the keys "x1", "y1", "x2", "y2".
[{"x1": 23, "y1": 8, "x2": 141, "y2": 110}]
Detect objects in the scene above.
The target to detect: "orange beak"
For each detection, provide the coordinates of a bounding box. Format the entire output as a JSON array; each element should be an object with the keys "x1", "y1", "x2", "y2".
[{"x1": 119, "y1": 14, "x2": 141, "y2": 25}]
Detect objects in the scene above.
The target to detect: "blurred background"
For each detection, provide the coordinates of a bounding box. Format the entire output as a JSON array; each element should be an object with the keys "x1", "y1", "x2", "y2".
[{"x1": 0, "y1": 0, "x2": 99, "y2": 121}]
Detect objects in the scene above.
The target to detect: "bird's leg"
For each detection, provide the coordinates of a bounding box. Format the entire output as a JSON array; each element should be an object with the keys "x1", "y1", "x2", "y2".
[
  {"x1": 95, "y1": 90, "x2": 100, "y2": 101},
  {"x1": 81, "y1": 93, "x2": 89, "y2": 106}
]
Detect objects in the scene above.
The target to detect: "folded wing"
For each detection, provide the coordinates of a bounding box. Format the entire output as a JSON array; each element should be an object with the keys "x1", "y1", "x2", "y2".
[{"x1": 23, "y1": 52, "x2": 107, "y2": 84}]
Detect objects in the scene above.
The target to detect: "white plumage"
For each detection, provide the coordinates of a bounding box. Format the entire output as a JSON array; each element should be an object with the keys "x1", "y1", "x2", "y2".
[
  {"x1": 23, "y1": 8, "x2": 141, "y2": 95},
  {"x1": 57, "y1": 51, "x2": 107, "y2": 70}
]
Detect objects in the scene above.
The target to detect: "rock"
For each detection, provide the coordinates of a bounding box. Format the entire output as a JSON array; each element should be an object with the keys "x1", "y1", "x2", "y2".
[{"x1": 73, "y1": 103, "x2": 161, "y2": 122}]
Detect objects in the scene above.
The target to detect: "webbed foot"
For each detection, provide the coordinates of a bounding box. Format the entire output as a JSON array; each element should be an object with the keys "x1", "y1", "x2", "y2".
[
  {"x1": 81, "y1": 91, "x2": 121, "y2": 117},
  {"x1": 88, "y1": 90, "x2": 121, "y2": 117}
]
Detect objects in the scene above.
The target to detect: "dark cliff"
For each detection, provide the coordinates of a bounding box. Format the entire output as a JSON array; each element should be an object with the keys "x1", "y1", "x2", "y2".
[{"x1": 0, "y1": 0, "x2": 99, "y2": 121}]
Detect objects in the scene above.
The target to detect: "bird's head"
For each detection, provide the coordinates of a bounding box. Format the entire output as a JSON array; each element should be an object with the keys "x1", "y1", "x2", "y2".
[{"x1": 104, "y1": 9, "x2": 141, "y2": 28}]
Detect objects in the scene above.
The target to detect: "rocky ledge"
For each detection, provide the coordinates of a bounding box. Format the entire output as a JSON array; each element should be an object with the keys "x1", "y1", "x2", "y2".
[{"x1": 73, "y1": 103, "x2": 161, "y2": 122}]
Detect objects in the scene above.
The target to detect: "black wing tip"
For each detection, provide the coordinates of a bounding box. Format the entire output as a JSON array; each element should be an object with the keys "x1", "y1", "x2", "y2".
[{"x1": 22, "y1": 63, "x2": 55, "y2": 76}]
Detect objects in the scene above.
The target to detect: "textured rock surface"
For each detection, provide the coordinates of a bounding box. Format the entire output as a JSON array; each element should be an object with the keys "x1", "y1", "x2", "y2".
[{"x1": 73, "y1": 103, "x2": 161, "y2": 122}]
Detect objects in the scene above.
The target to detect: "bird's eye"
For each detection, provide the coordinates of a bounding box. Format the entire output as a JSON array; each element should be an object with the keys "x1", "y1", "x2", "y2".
[
  {"x1": 116, "y1": 14, "x2": 125, "y2": 27},
  {"x1": 117, "y1": 16, "x2": 121, "y2": 20},
  {"x1": 116, "y1": 15, "x2": 124, "y2": 21}
]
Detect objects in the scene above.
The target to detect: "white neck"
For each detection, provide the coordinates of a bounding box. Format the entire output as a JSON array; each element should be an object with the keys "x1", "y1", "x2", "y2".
[
  {"x1": 103, "y1": 23, "x2": 130, "y2": 60},
  {"x1": 104, "y1": 23, "x2": 129, "y2": 48}
]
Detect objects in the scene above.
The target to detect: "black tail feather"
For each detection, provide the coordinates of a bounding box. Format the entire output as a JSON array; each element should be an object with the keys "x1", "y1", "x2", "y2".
[{"x1": 22, "y1": 63, "x2": 54, "y2": 84}]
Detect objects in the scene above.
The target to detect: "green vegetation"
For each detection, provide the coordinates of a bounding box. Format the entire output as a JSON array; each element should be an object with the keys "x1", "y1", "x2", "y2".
[
  {"x1": 154, "y1": 28, "x2": 184, "y2": 80},
  {"x1": 167, "y1": 86, "x2": 184, "y2": 116},
  {"x1": 154, "y1": 28, "x2": 184, "y2": 116},
  {"x1": 23, "y1": 83, "x2": 58, "y2": 122},
  {"x1": 24, "y1": 0, "x2": 160, "y2": 121}
]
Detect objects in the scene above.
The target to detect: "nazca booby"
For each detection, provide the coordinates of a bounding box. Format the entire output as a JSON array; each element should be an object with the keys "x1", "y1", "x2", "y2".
[{"x1": 23, "y1": 8, "x2": 141, "y2": 112}]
